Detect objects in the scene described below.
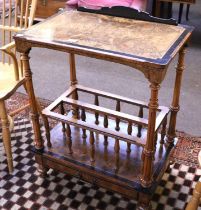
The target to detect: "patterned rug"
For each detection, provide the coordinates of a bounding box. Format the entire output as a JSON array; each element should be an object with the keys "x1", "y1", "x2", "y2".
[
  {"x1": 1, "y1": 92, "x2": 201, "y2": 210},
  {"x1": 0, "y1": 117, "x2": 201, "y2": 210}
]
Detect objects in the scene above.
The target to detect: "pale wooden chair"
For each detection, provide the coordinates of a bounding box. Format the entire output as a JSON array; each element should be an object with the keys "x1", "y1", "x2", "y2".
[
  {"x1": 0, "y1": 0, "x2": 50, "y2": 173},
  {"x1": 186, "y1": 150, "x2": 201, "y2": 210}
]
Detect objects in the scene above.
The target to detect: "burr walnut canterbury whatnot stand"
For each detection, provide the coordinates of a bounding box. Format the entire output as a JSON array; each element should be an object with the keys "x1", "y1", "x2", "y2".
[{"x1": 14, "y1": 8, "x2": 193, "y2": 209}]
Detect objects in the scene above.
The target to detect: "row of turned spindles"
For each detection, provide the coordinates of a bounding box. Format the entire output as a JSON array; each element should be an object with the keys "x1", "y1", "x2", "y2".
[
  {"x1": 95, "y1": 95, "x2": 144, "y2": 137},
  {"x1": 57, "y1": 94, "x2": 167, "y2": 170},
  {"x1": 81, "y1": 95, "x2": 144, "y2": 145},
  {"x1": 62, "y1": 122, "x2": 167, "y2": 173}
]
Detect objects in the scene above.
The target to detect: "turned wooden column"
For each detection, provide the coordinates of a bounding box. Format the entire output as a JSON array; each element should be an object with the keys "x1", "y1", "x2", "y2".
[
  {"x1": 21, "y1": 52, "x2": 43, "y2": 150},
  {"x1": 141, "y1": 83, "x2": 160, "y2": 187},
  {"x1": 167, "y1": 47, "x2": 186, "y2": 145},
  {"x1": 69, "y1": 53, "x2": 77, "y2": 86},
  {"x1": 69, "y1": 53, "x2": 79, "y2": 118},
  {"x1": 137, "y1": 193, "x2": 152, "y2": 210}
]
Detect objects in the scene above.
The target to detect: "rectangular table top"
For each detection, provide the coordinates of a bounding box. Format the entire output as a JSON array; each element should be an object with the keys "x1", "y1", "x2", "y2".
[{"x1": 14, "y1": 9, "x2": 193, "y2": 81}]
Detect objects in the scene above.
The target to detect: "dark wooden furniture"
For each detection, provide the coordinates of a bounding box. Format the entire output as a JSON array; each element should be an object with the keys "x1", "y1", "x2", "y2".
[
  {"x1": 155, "y1": 0, "x2": 196, "y2": 23},
  {"x1": 14, "y1": 8, "x2": 193, "y2": 209},
  {"x1": 34, "y1": 0, "x2": 66, "y2": 20}
]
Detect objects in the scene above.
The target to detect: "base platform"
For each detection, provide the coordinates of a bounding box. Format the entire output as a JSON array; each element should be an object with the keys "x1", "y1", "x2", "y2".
[{"x1": 33, "y1": 122, "x2": 175, "y2": 200}]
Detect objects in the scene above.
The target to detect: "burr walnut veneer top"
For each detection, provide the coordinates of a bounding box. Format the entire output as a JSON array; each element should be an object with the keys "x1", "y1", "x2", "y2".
[{"x1": 17, "y1": 10, "x2": 190, "y2": 61}]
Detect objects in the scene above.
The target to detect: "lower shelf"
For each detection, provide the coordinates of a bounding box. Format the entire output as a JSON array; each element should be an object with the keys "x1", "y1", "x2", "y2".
[{"x1": 34, "y1": 123, "x2": 176, "y2": 197}]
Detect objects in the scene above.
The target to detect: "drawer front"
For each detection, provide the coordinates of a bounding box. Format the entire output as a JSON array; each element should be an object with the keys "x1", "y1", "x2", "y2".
[{"x1": 35, "y1": 0, "x2": 66, "y2": 19}]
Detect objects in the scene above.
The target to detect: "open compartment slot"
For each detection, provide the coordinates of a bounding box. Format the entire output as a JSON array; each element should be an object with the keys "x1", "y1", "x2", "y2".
[
  {"x1": 41, "y1": 85, "x2": 170, "y2": 181},
  {"x1": 43, "y1": 85, "x2": 169, "y2": 146}
]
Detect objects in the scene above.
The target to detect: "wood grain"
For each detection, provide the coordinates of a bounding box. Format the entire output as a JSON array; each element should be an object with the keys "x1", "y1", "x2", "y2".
[{"x1": 23, "y1": 10, "x2": 185, "y2": 60}]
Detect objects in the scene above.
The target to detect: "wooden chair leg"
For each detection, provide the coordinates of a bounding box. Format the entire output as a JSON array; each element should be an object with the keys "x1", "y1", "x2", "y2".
[
  {"x1": 8, "y1": 114, "x2": 14, "y2": 131},
  {"x1": 186, "y1": 4, "x2": 190, "y2": 21},
  {"x1": 186, "y1": 182, "x2": 201, "y2": 210},
  {"x1": 178, "y1": 3, "x2": 184, "y2": 23},
  {"x1": 0, "y1": 101, "x2": 13, "y2": 173},
  {"x1": 167, "y1": 2, "x2": 172, "y2": 19},
  {"x1": 155, "y1": 0, "x2": 161, "y2": 17}
]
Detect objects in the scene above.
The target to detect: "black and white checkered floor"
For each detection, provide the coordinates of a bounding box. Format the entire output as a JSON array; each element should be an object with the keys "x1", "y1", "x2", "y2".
[{"x1": 0, "y1": 118, "x2": 201, "y2": 210}]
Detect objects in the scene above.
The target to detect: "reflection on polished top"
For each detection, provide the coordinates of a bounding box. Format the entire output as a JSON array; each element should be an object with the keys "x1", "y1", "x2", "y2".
[{"x1": 22, "y1": 10, "x2": 186, "y2": 60}]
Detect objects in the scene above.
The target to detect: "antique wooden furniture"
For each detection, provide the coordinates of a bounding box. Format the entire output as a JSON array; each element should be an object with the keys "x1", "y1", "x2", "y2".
[
  {"x1": 155, "y1": 0, "x2": 196, "y2": 23},
  {"x1": 14, "y1": 7, "x2": 193, "y2": 209},
  {"x1": 186, "y1": 150, "x2": 201, "y2": 210},
  {"x1": 34, "y1": 0, "x2": 66, "y2": 20},
  {"x1": 0, "y1": 0, "x2": 50, "y2": 173}
]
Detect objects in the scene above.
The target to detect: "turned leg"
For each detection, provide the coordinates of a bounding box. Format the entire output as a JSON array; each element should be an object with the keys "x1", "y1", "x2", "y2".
[
  {"x1": 69, "y1": 53, "x2": 77, "y2": 86},
  {"x1": 141, "y1": 83, "x2": 160, "y2": 187},
  {"x1": 60, "y1": 102, "x2": 66, "y2": 132},
  {"x1": 37, "y1": 164, "x2": 49, "y2": 177},
  {"x1": 23, "y1": 82, "x2": 51, "y2": 148},
  {"x1": 42, "y1": 116, "x2": 51, "y2": 148},
  {"x1": 137, "y1": 193, "x2": 152, "y2": 210},
  {"x1": 35, "y1": 154, "x2": 49, "y2": 177},
  {"x1": 36, "y1": 102, "x2": 51, "y2": 148},
  {"x1": 21, "y1": 52, "x2": 45, "y2": 174},
  {"x1": 0, "y1": 101, "x2": 13, "y2": 173},
  {"x1": 167, "y1": 47, "x2": 186, "y2": 145},
  {"x1": 21, "y1": 52, "x2": 43, "y2": 149},
  {"x1": 69, "y1": 53, "x2": 79, "y2": 118}
]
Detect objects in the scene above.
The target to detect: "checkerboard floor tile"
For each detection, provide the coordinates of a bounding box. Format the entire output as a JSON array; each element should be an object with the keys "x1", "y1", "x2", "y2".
[{"x1": 1, "y1": 117, "x2": 201, "y2": 210}]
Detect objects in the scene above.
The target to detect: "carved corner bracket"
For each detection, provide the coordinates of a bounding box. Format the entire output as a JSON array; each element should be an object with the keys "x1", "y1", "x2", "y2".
[
  {"x1": 142, "y1": 67, "x2": 168, "y2": 84},
  {"x1": 14, "y1": 36, "x2": 32, "y2": 53}
]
